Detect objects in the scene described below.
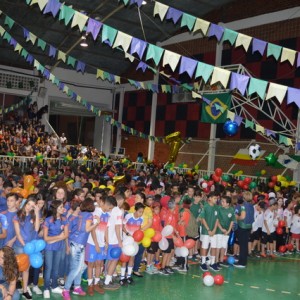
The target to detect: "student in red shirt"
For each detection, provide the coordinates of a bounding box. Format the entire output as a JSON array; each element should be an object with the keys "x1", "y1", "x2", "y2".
[{"x1": 158, "y1": 198, "x2": 178, "y2": 276}]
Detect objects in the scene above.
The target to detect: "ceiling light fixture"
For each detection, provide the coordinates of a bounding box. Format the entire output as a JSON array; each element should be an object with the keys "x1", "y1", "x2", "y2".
[
  {"x1": 80, "y1": 36, "x2": 88, "y2": 47},
  {"x1": 142, "y1": 1, "x2": 147, "y2": 5}
]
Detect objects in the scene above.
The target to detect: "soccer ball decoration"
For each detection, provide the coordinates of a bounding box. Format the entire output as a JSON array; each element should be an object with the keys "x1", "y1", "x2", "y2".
[{"x1": 249, "y1": 144, "x2": 261, "y2": 160}]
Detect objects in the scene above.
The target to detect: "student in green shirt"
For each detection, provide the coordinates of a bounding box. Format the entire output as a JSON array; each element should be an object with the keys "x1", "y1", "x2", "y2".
[
  {"x1": 216, "y1": 195, "x2": 235, "y2": 268},
  {"x1": 180, "y1": 186, "x2": 195, "y2": 205},
  {"x1": 199, "y1": 192, "x2": 219, "y2": 272}
]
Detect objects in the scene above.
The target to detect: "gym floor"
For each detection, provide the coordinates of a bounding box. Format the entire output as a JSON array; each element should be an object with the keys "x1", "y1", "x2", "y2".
[{"x1": 32, "y1": 254, "x2": 300, "y2": 300}]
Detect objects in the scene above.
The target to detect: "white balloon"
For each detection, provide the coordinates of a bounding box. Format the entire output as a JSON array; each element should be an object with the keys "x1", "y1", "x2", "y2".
[
  {"x1": 158, "y1": 237, "x2": 169, "y2": 251},
  {"x1": 123, "y1": 236, "x2": 134, "y2": 246},
  {"x1": 201, "y1": 182, "x2": 208, "y2": 189},
  {"x1": 132, "y1": 242, "x2": 139, "y2": 256},
  {"x1": 203, "y1": 275, "x2": 214, "y2": 287},
  {"x1": 161, "y1": 225, "x2": 174, "y2": 237},
  {"x1": 122, "y1": 244, "x2": 135, "y2": 256},
  {"x1": 180, "y1": 246, "x2": 189, "y2": 257},
  {"x1": 174, "y1": 247, "x2": 182, "y2": 257}
]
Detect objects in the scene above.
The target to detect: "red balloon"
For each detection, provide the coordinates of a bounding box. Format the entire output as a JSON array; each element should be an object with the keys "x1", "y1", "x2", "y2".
[
  {"x1": 271, "y1": 176, "x2": 278, "y2": 182},
  {"x1": 152, "y1": 231, "x2": 162, "y2": 242},
  {"x1": 278, "y1": 245, "x2": 286, "y2": 253},
  {"x1": 276, "y1": 227, "x2": 283, "y2": 235},
  {"x1": 214, "y1": 274, "x2": 224, "y2": 285},
  {"x1": 202, "y1": 271, "x2": 212, "y2": 278},
  {"x1": 207, "y1": 180, "x2": 214, "y2": 187},
  {"x1": 212, "y1": 175, "x2": 220, "y2": 182},
  {"x1": 278, "y1": 220, "x2": 286, "y2": 228},
  {"x1": 203, "y1": 187, "x2": 210, "y2": 193},
  {"x1": 184, "y1": 239, "x2": 196, "y2": 249},
  {"x1": 221, "y1": 181, "x2": 227, "y2": 187},
  {"x1": 243, "y1": 177, "x2": 252, "y2": 184},
  {"x1": 286, "y1": 243, "x2": 294, "y2": 251},
  {"x1": 107, "y1": 171, "x2": 114, "y2": 178},
  {"x1": 237, "y1": 180, "x2": 244, "y2": 188},
  {"x1": 223, "y1": 255, "x2": 228, "y2": 262},
  {"x1": 215, "y1": 168, "x2": 223, "y2": 177},
  {"x1": 243, "y1": 184, "x2": 249, "y2": 190},
  {"x1": 268, "y1": 182, "x2": 275, "y2": 189},
  {"x1": 174, "y1": 237, "x2": 184, "y2": 247},
  {"x1": 133, "y1": 230, "x2": 144, "y2": 242},
  {"x1": 119, "y1": 253, "x2": 130, "y2": 263}
]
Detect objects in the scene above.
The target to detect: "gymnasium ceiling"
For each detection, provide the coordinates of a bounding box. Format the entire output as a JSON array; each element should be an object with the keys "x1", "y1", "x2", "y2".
[{"x1": 0, "y1": 0, "x2": 236, "y2": 79}]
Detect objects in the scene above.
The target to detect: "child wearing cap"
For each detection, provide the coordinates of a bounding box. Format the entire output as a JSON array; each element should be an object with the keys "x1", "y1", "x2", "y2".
[{"x1": 261, "y1": 199, "x2": 278, "y2": 258}]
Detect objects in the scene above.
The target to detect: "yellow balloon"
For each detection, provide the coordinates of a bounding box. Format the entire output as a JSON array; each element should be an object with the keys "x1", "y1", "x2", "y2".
[
  {"x1": 99, "y1": 185, "x2": 106, "y2": 189},
  {"x1": 107, "y1": 185, "x2": 115, "y2": 193},
  {"x1": 141, "y1": 237, "x2": 151, "y2": 248},
  {"x1": 274, "y1": 186, "x2": 281, "y2": 192},
  {"x1": 289, "y1": 181, "x2": 296, "y2": 186},
  {"x1": 165, "y1": 131, "x2": 183, "y2": 163},
  {"x1": 144, "y1": 228, "x2": 155, "y2": 239},
  {"x1": 260, "y1": 170, "x2": 266, "y2": 175},
  {"x1": 113, "y1": 175, "x2": 125, "y2": 186}
]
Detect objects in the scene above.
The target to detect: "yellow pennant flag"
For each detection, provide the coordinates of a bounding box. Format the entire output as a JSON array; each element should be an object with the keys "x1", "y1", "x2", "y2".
[{"x1": 71, "y1": 11, "x2": 88, "y2": 32}]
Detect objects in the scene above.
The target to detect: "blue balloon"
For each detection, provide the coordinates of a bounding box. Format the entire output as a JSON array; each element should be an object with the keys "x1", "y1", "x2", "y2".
[
  {"x1": 223, "y1": 120, "x2": 239, "y2": 136},
  {"x1": 227, "y1": 256, "x2": 235, "y2": 265},
  {"x1": 29, "y1": 253, "x2": 43, "y2": 268},
  {"x1": 24, "y1": 242, "x2": 36, "y2": 255},
  {"x1": 110, "y1": 247, "x2": 122, "y2": 259},
  {"x1": 35, "y1": 240, "x2": 46, "y2": 252}
]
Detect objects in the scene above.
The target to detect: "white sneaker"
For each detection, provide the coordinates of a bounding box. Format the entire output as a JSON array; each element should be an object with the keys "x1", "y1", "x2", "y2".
[
  {"x1": 27, "y1": 287, "x2": 32, "y2": 296},
  {"x1": 43, "y1": 290, "x2": 50, "y2": 299},
  {"x1": 51, "y1": 286, "x2": 63, "y2": 294},
  {"x1": 32, "y1": 285, "x2": 43, "y2": 295}
]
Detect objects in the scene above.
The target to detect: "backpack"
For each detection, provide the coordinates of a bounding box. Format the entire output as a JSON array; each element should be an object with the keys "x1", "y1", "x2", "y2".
[{"x1": 186, "y1": 212, "x2": 199, "y2": 238}]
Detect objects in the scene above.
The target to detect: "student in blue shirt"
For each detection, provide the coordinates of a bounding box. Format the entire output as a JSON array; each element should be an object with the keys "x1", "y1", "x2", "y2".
[
  {"x1": 0, "y1": 193, "x2": 18, "y2": 248},
  {"x1": 0, "y1": 246, "x2": 20, "y2": 300},
  {"x1": 43, "y1": 200, "x2": 69, "y2": 299},
  {"x1": 62, "y1": 198, "x2": 100, "y2": 300},
  {"x1": 13, "y1": 199, "x2": 40, "y2": 300},
  {"x1": 0, "y1": 213, "x2": 8, "y2": 244},
  {"x1": 0, "y1": 181, "x2": 13, "y2": 213}
]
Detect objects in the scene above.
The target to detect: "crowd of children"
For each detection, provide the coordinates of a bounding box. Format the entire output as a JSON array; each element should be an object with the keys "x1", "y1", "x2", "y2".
[{"x1": 0, "y1": 161, "x2": 299, "y2": 300}]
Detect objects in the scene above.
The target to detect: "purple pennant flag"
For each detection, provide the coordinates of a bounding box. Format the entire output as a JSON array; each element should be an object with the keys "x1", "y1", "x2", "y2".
[
  {"x1": 179, "y1": 57, "x2": 197, "y2": 78},
  {"x1": 207, "y1": 23, "x2": 224, "y2": 41},
  {"x1": 76, "y1": 61, "x2": 86, "y2": 74},
  {"x1": 49, "y1": 45, "x2": 57, "y2": 58},
  {"x1": 86, "y1": 19, "x2": 102, "y2": 40},
  {"x1": 234, "y1": 115, "x2": 243, "y2": 126},
  {"x1": 130, "y1": 38, "x2": 147, "y2": 59},
  {"x1": 252, "y1": 38, "x2": 267, "y2": 55},
  {"x1": 202, "y1": 97, "x2": 211, "y2": 105},
  {"x1": 43, "y1": 69, "x2": 50, "y2": 80},
  {"x1": 71, "y1": 92, "x2": 77, "y2": 100},
  {"x1": 130, "y1": 0, "x2": 143, "y2": 7},
  {"x1": 9, "y1": 38, "x2": 17, "y2": 48},
  {"x1": 109, "y1": 74, "x2": 115, "y2": 83},
  {"x1": 296, "y1": 142, "x2": 300, "y2": 151},
  {"x1": 297, "y1": 53, "x2": 300, "y2": 68},
  {"x1": 287, "y1": 87, "x2": 300, "y2": 108},
  {"x1": 43, "y1": 0, "x2": 62, "y2": 18},
  {"x1": 59, "y1": 82, "x2": 65, "y2": 91},
  {"x1": 152, "y1": 84, "x2": 159, "y2": 93},
  {"x1": 166, "y1": 8, "x2": 183, "y2": 24},
  {"x1": 172, "y1": 85, "x2": 179, "y2": 94},
  {"x1": 265, "y1": 129, "x2": 276, "y2": 138},
  {"x1": 230, "y1": 72, "x2": 250, "y2": 95},
  {"x1": 23, "y1": 27, "x2": 29, "y2": 39},
  {"x1": 136, "y1": 61, "x2": 148, "y2": 73},
  {"x1": 26, "y1": 54, "x2": 34, "y2": 65}
]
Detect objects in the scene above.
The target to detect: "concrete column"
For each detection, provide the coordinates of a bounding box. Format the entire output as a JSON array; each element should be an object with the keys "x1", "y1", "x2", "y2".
[
  {"x1": 293, "y1": 109, "x2": 300, "y2": 181},
  {"x1": 93, "y1": 115, "x2": 112, "y2": 156},
  {"x1": 207, "y1": 30, "x2": 223, "y2": 172},
  {"x1": 147, "y1": 74, "x2": 159, "y2": 160},
  {"x1": 116, "y1": 88, "x2": 125, "y2": 153}
]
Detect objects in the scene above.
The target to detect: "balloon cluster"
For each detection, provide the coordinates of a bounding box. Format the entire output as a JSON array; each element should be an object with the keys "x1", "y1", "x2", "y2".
[
  {"x1": 237, "y1": 177, "x2": 257, "y2": 190},
  {"x1": 174, "y1": 237, "x2": 195, "y2": 257},
  {"x1": 23, "y1": 239, "x2": 46, "y2": 268},
  {"x1": 268, "y1": 175, "x2": 297, "y2": 192},
  {"x1": 278, "y1": 243, "x2": 294, "y2": 253},
  {"x1": 203, "y1": 272, "x2": 224, "y2": 287},
  {"x1": 276, "y1": 220, "x2": 286, "y2": 235}
]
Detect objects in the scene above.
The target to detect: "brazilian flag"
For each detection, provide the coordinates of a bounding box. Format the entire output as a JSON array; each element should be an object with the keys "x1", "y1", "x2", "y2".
[{"x1": 201, "y1": 92, "x2": 231, "y2": 123}]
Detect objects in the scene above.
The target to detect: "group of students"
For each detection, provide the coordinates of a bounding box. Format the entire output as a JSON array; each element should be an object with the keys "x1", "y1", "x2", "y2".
[{"x1": 0, "y1": 171, "x2": 299, "y2": 300}]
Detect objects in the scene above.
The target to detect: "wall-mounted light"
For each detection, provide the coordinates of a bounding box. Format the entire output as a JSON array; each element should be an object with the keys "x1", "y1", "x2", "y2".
[{"x1": 80, "y1": 36, "x2": 88, "y2": 47}]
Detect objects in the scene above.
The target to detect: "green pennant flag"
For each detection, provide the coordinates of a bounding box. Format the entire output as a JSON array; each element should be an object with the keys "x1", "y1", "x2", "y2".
[
  {"x1": 67, "y1": 56, "x2": 76, "y2": 68},
  {"x1": 37, "y1": 38, "x2": 46, "y2": 51},
  {"x1": 59, "y1": 5, "x2": 75, "y2": 26},
  {"x1": 4, "y1": 16, "x2": 14, "y2": 29},
  {"x1": 245, "y1": 119, "x2": 254, "y2": 129},
  {"x1": 201, "y1": 92, "x2": 231, "y2": 123}
]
